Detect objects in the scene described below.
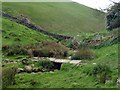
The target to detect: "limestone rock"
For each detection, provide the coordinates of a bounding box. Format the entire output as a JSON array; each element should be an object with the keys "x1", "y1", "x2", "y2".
[
  {"x1": 117, "y1": 78, "x2": 120, "y2": 86},
  {"x1": 17, "y1": 68, "x2": 24, "y2": 73},
  {"x1": 33, "y1": 68, "x2": 39, "y2": 72},
  {"x1": 4, "y1": 59, "x2": 10, "y2": 63},
  {"x1": 22, "y1": 58, "x2": 28, "y2": 65},
  {"x1": 24, "y1": 66, "x2": 33, "y2": 73}
]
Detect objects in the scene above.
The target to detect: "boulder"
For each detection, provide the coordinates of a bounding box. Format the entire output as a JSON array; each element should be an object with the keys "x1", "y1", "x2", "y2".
[
  {"x1": 4, "y1": 59, "x2": 10, "y2": 63},
  {"x1": 9, "y1": 60, "x2": 14, "y2": 63},
  {"x1": 33, "y1": 68, "x2": 39, "y2": 72},
  {"x1": 31, "y1": 64, "x2": 34, "y2": 67},
  {"x1": 2, "y1": 64, "x2": 5, "y2": 67},
  {"x1": 41, "y1": 69, "x2": 48, "y2": 72},
  {"x1": 22, "y1": 58, "x2": 28, "y2": 65},
  {"x1": 117, "y1": 78, "x2": 120, "y2": 86},
  {"x1": 17, "y1": 68, "x2": 24, "y2": 73},
  {"x1": 24, "y1": 66, "x2": 33, "y2": 73},
  {"x1": 33, "y1": 57, "x2": 39, "y2": 59},
  {"x1": 49, "y1": 71, "x2": 54, "y2": 73},
  {"x1": 38, "y1": 68, "x2": 43, "y2": 72}
]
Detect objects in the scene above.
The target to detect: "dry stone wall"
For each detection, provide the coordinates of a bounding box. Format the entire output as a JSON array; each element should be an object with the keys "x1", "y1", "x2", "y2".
[{"x1": 2, "y1": 11, "x2": 74, "y2": 40}]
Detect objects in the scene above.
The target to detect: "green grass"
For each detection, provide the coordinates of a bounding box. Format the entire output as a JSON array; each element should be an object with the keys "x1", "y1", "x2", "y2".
[
  {"x1": 2, "y1": 2, "x2": 118, "y2": 88},
  {"x1": 7, "y1": 64, "x2": 118, "y2": 88},
  {"x1": 2, "y1": 17, "x2": 56, "y2": 46},
  {"x1": 5, "y1": 44, "x2": 118, "y2": 88},
  {"x1": 2, "y1": 2, "x2": 106, "y2": 40},
  {"x1": 92, "y1": 44, "x2": 118, "y2": 69},
  {"x1": 8, "y1": 65, "x2": 96, "y2": 88}
]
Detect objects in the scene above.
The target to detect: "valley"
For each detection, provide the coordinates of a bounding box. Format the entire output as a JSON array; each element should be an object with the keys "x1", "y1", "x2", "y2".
[{"x1": 2, "y1": 2, "x2": 119, "y2": 88}]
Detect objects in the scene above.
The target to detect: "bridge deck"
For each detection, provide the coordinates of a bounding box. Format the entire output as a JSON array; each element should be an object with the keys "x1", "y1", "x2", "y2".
[
  {"x1": 31, "y1": 57, "x2": 82, "y2": 65},
  {"x1": 49, "y1": 58, "x2": 81, "y2": 64}
]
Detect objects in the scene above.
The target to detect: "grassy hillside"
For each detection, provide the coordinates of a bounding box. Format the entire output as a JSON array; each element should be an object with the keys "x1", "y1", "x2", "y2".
[
  {"x1": 92, "y1": 44, "x2": 118, "y2": 68},
  {"x1": 2, "y1": 2, "x2": 106, "y2": 40},
  {"x1": 2, "y1": 17, "x2": 55, "y2": 46},
  {"x1": 2, "y1": 2, "x2": 119, "y2": 88},
  {"x1": 6, "y1": 44, "x2": 118, "y2": 88}
]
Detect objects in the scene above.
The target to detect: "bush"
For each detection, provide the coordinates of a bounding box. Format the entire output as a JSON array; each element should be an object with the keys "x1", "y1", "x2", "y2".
[
  {"x1": 38, "y1": 59, "x2": 54, "y2": 69},
  {"x1": 9, "y1": 32, "x2": 17, "y2": 37},
  {"x1": 82, "y1": 64, "x2": 112, "y2": 83},
  {"x1": 91, "y1": 64, "x2": 112, "y2": 83},
  {"x1": 2, "y1": 45, "x2": 9, "y2": 51},
  {"x1": 71, "y1": 47, "x2": 95, "y2": 60},
  {"x1": 29, "y1": 49, "x2": 46, "y2": 57},
  {"x1": 61, "y1": 39, "x2": 79, "y2": 49},
  {"x1": 3, "y1": 42, "x2": 68, "y2": 58},
  {"x1": 27, "y1": 42, "x2": 68, "y2": 58},
  {"x1": 14, "y1": 37, "x2": 21, "y2": 41},
  {"x1": 6, "y1": 44, "x2": 28, "y2": 56},
  {"x1": 28, "y1": 48, "x2": 54, "y2": 57},
  {"x1": 42, "y1": 42, "x2": 68, "y2": 58},
  {"x1": 2, "y1": 67, "x2": 17, "y2": 88}
]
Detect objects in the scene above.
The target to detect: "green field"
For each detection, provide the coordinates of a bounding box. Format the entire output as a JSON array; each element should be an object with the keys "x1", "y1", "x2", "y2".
[
  {"x1": 2, "y1": 2, "x2": 106, "y2": 40},
  {"x1": 2, "y1": 17, "x2": 55, "y2": 46},
  {"x1": 6, "y1": 44, "x2": 118, "y2": 88}
]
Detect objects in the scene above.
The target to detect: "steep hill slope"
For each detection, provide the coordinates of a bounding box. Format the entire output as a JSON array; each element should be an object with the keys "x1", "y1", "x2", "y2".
[
  {"x1": 2, "y1": 17, "x2": 55, "y2": 46},
  {"x1": 2, "y1": 2, "x2": 106, "y2": 40}
]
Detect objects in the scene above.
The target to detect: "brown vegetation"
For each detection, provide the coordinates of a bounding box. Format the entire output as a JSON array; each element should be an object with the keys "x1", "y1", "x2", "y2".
[{"x1": 71, "y1": 47, "x2": 95, "y2": 60}]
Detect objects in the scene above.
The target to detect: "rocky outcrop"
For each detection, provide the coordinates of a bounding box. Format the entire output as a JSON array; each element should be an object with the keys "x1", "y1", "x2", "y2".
[{"x1": 1, "y1": 11, "x2": 74, "y2": 40}]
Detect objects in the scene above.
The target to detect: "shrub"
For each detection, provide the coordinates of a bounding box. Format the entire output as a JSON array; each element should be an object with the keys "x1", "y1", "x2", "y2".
[
  {"x1": 4, "y1": 42, "x2": 68, "y2": 58},
  {"x1": 28, "y1": 48, "x2": 54, "y2": 57},
  {"x1": 30, "y1": 79, "x2": 37, "y2": 85},
  {"x1": 41, "y1": 42, "x2": 68, "y2": 58},
  {"x1": 6, "y1": 44, "x2": 28, "y2": 56},
  {"x1": 30, "y1": 49, "x2": 44, "y2": 57},
  {"x1": 2, "y1": 45, "x2": 9, "y2": 51},
  {"x1": 92, "y1": 64, "x2": 111, "y2": 75},
  {"x1": 71, "y1": 47, "x2": 95, "y2": 60},
  {"x1": 82, "y1": 64, "x2": 112, "y2": 83},
  {"x1": 91, "y1": 64, "x2": 112, "y2": 83},
  {"x1": 61, "y1": 39, "x2": 79, "y2": 49},
  {"x1": 9, "y1": 32, "x2": 17, "y2": 37},
  {"x1": 2, "y1": 67, "x2": 17, "y2": 88},
  {"x1": 4, "y1": 36, "x2": 10, "y2": 39},
  {"x1": 38, "y1": 59, "x2": 54, "y2": 69},
  {"x1": 27, "y1": 42, "x2": 68, "y2": 58},
  {"x1": 40, "y1": 48, "x2": 54, "y2": 57},
  {"x1": 14, "y1": 37, "x2": 21, "y2": 41}
]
